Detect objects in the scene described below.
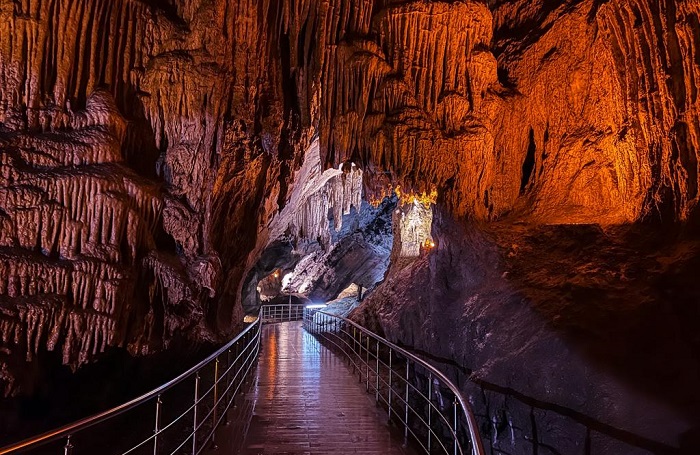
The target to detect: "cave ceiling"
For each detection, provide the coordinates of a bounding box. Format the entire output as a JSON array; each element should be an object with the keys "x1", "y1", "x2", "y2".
[{"x1": 0, "y1": 0, "x2": 698, "y2": 395}]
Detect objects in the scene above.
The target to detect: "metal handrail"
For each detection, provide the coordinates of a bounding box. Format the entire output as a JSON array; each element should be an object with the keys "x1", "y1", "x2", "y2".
[
  {"x1": 0, "y1": 307, "x2": 273, "y2": 455},
  {"x1": 0, "y1": 303, "x2": 478, "y2": 454},
  {"x1": 303, "y1": 308, "x2": 485, "y2": 455},
  {"x1": 260, "y1": 303, "x2": 305, "y2": 323}
]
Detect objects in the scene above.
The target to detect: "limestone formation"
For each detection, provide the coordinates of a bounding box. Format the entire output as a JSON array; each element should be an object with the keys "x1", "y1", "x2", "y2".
[{"x1": 1, "y1": 0, "x2": 699, "y2": 452}]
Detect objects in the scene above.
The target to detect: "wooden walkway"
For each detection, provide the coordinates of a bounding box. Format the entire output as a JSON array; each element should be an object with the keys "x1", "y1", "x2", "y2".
[{"x1": 227, "y1": 321, "x2": 412, "y2": 455}]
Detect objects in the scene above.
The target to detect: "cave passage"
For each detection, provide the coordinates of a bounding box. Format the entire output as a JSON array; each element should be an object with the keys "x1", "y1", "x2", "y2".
[
  {"x1": 2, "y1": 0, "x2": 700, "y2": 454},
  {"x1": 243, "y1": 185, "x2": 398, "y2": 315},
  {"x1": 223, "y1": 321, "x2": 414, "y2": 454}
]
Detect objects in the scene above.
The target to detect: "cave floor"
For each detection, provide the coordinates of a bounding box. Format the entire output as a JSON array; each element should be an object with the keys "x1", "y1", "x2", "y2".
[{"x1": 219, "y1": 321, "x2": 413, "y2": 454}]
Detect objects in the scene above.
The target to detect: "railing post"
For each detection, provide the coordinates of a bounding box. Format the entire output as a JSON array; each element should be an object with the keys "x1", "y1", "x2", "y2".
[
  {"x1": 233, "y1": 340, "x2": 240, "y2": 408},
  {"x1": 375, "y1": 341, "x2": 380, "y2": 403},
  {"x1": 212, "y1": 357, "x2": 219, "y2": 449},
  {"x1": 63, "y1": 435, "x2": 73, "y2": 455},
  {"x1": 428, "y1": 374, "x2": 432, "y2": 453},
  {"x1": 357, "y1": 333, "x2": 363, "y2": 380},
  {"x1": 388, "y1": 348, "x2": 393, "y2": 422},
  {"x1": 224, "y1": 349, "x2": 231, "y2": 424},
  {"x1": 454, "y1": 396, "x2": 459, "y2": 455},
  {"x1": 404, "y1": 360, "x2": 409, "y2": 447},
  {"x1": 366, "y1": 335, "x2": 370, "y2": 392},
  {"x1": 353, "y1": 326, "x2": 357, "y2": 354},
  {"x1": 193, "y1": 372, "x2": 200, "y2": 455},
  {"x1": 153, "y1": 394, "x2": 162, "y2": 455}
]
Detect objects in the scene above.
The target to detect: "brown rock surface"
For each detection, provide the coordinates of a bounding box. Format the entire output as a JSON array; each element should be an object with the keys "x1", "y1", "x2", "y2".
[
  {"x1": 352, "y1": 213, "x2": 700, "y2": 454},
  {"x1": 0, "y1": 0, "x2": 315, "y2": 393},
  {"x1": 0, "y1": 0, "x2": 699, "y2": 452}
]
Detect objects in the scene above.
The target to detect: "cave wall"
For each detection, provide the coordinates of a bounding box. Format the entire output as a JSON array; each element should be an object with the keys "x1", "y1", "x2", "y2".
[
  {"x1": 490, "y1": 0, "x2": 700, "y2": 223},
  {"x1": 352, "y1": 212, "x2": 700, "y2": 454},
  {"x1": 239, "y1": 138, "x2": 368, "y2": 311},
  {"x1": 0, "y1": 0, "x2": 320, "y2": 394},
  {"x1": 317, "y1": 0, "x2": 700, "y2": 224},
  {"x1": 283, "y1": 196, "x2": 395, "y2": 303},
  {"x1": 319, "y1": 1, "x2": 700, "y2": 453},
  {"x1": 0, "y1": 7, "x2": 699, "y2": 453}
]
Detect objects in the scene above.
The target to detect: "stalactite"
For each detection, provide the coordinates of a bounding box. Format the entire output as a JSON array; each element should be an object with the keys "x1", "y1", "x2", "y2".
[
  {"x1": 0, "y1": 0, "x2": 698, "y2": 405},
  {"x1": 269, "y1": 139, "x2": 363, "y2": 249}
]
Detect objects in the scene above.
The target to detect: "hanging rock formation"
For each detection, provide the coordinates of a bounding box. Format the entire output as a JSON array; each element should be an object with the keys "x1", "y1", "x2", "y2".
[
  {"x1": 1, "y1": 0, "x2": 699, "y2": 453},
  {"x1": 243, "y1": 138, "x2": 393, "y2": 308},
  {"x1": 0, "y1": 0, "x2": 316, "y2": 394}
]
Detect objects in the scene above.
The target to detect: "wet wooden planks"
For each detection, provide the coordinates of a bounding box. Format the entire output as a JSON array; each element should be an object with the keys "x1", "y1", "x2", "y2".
[{"x1": 235, "y1": 321, "x2": 413, "y2": 455}]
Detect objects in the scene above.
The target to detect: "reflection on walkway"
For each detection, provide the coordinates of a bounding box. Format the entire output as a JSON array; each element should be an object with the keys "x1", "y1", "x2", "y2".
[{"x1": 232, "y1": 321, "x2": 412, "y2": 454}]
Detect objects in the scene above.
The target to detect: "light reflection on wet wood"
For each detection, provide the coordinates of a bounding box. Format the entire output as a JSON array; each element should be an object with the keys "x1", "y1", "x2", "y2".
[{"x1": 216, "y1": 321, "x2": 413, "y2": 455}]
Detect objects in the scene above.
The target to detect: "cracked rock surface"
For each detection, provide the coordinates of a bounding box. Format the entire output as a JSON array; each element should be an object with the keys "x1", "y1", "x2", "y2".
[{"x1": 1, "y1": 0, "x2": 700, "y2": 453}]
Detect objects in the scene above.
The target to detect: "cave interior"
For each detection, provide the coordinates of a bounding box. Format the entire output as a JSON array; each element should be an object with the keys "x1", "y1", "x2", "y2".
[{"x1": 1, "y1": 0, "x2": 700, "y2": 453}]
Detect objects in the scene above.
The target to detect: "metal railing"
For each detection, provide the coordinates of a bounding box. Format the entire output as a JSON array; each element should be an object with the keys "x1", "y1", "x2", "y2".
[
  {"x1": 1, "y1": 308, "x2": 267, "y2": 455},
  {"x1": 303, "y1": 308, "x2": 485, "y2": 455},
  {"x1": 260, "y1": 303, "x2": 305, "y2": 323}
]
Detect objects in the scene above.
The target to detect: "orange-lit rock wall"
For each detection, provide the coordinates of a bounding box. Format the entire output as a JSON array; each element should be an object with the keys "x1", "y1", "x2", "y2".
[
  {"x1": 320, "y1": 0, "x2": 700, "y2": 224},
  {"x1": 490, "y1": 0, "x2": 700, "y2": 223},
  {"x1": 0, "y1": 0, "x2": 699, "y2": 398}
]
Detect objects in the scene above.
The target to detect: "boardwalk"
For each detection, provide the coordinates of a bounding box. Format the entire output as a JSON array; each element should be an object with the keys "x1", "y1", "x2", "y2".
[{"x1": 232, "y1": 321, "x2": 413, "y2": 455}]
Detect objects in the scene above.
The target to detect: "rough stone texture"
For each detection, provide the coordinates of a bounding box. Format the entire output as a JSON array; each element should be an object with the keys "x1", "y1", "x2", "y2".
[
  {"x1": 352, "y1": 210, "x2": 700, "y2": 454},
  {"x1": 0, "y1": 0, "x2": 317, "y2": 393},
  {"x1": 1, "y1": 0, "x2": 699, "y2": 453},
  {"x1": 283, "y1": 196, "x2": 394, "y2": 303},
  {"x1": 393, "y1": 199, "x2": 434, "y2": 259},
  {"x1": 318, "y1": 0, "x2": 700, "y2": 224},
  {"x1": 493, "y1": 0, "x2": 700, "y2": 223},
  {"x1": 268, "y1": 139, "x2": 364, "y2": 251},
  {"x1": 240, "y1": 138, "x2": 391, "y2": 311}
]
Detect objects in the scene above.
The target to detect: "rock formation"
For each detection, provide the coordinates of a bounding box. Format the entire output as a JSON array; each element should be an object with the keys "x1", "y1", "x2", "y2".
[
  {"x1": 243, "y1": 138, "x2": 394, "y2": 309},
  {"x1": 0, "y1": 0, "x2": 313, "y2": 393},
  {"x1": 1, "y1": 0, "x2": 699, "y2": 452}
]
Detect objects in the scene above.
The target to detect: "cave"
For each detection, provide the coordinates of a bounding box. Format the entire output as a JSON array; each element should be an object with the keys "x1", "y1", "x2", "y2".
[{"x1": 1, "y1": 0, "x2": 700, "y2": 454}]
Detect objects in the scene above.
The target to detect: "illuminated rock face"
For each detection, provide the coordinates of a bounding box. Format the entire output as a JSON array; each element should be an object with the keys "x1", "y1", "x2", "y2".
[
  {"x1": 0, "y1": 0, "x2": 310, "y2": 393},
  {"x1": 241, "y1": 138, "x2": 388, "y2": 309},
  {"x1": 319, "y1": 0, "x2": 700, "y2": 224},
  {"x1": 0, "y1": 92, "x2": 166, "y2": 381},
  {"x1": 488, "y1": 0, "x2": 700, "y2": 224},
  {"x1": 282, "y1": 196, "x2": 395, "y2": 303},
  {"x1": 0, "y1": 2, "x2": 699, "y2": 450},
  {"x1": 393, "y1": 201, "x2": 434, "y2": 259},
  {"x1": 268, "y1": 139, "x2": 364, "y2": 250}
]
